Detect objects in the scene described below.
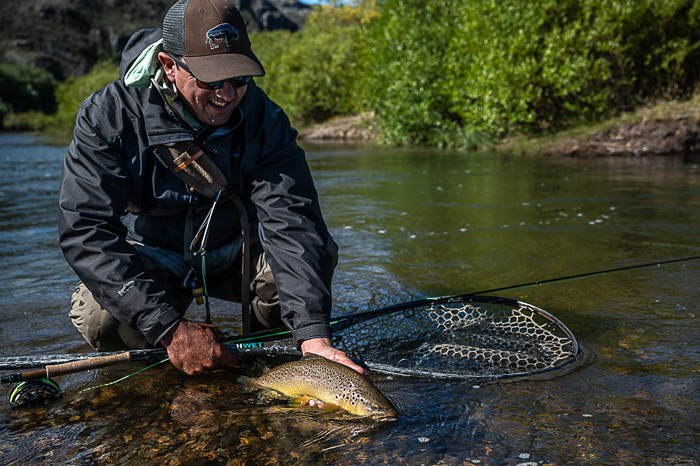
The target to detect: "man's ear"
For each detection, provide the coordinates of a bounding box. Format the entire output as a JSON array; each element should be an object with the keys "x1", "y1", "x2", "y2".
[{"x1": 158, "y1": 52, "x2": 177, "y2": 83}]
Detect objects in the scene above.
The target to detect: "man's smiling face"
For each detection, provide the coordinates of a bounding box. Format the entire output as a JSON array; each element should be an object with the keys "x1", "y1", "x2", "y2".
[{"x1": 159, "y1": 52, "x2": 248, "y2": 127}]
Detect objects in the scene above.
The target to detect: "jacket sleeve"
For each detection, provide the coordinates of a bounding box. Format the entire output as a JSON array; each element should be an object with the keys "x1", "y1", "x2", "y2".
[
  {"x1": 245, "y1": 91, "x2": 335, "y2": 344},
  {"x1": 58, "y1": 91, "x2": 182, "y2": 346}
]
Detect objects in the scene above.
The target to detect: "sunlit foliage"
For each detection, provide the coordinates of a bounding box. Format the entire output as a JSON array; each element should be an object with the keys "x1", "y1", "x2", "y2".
[
  {"x1": 254, "y1": 0, "x2": 378, "y2": 125},
  {"x1": 363, "y1": 0, "x2": 700, "y2": 145},
  {"x1": 6, "y1": 0, "x2": 700, "y2": 147},
  {"x1": 3, "y1": 60, "x2": 118, "y2": 134}
]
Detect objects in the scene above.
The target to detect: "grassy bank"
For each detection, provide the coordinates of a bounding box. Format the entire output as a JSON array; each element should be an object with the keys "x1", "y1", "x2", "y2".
[{"x1": 4, "y1": 0, "x2": 700, "y2": 150}]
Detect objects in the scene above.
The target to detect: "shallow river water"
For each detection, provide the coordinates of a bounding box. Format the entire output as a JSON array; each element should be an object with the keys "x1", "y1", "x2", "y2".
[{"x1": 1, "y1": 133, "x2": 700, "y2": 465}]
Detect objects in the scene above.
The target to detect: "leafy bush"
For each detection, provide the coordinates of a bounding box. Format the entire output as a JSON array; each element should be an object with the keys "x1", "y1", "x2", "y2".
[
  {"x1": 0, "y1": 100, "x2": 11, "y2": 126},
  {"x1": 445, "y1": 0, "x2": 618, "y2": 136},
  {"x1": 254, "y1": 1, "x2": 377, "y2": 126},
  {"x1": 0, "y1": 62, "x2": 57, "y2": 128},
  {"x1": 363, "y1": 0, "x2": 700, "y2": 145},
  {"x1": 50, "y1": 60, "x2": 119, "y2": 131},
  {"x1": 361, "y1": 0, "x2": 480, "y2": 147},
  {"x1": 615, "y1": 0, "x2": 700, "y2": 100},
  {"x1": 445, "y1": 0, "x2": 700, "y2": 136},
  {"x1": 2, "y1": 111, "x2": 54, "y2": 132},
  {"x1": 3, "y1": 60, "x2": 118, "y2": 135}
]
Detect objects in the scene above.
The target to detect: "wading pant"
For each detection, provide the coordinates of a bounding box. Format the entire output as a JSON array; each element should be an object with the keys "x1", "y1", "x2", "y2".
[{"x1": 69, "y1": 237, "x2": 337, "y2": 352}]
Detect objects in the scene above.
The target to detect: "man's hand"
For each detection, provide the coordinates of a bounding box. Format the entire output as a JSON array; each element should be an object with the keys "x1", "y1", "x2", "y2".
[
  {"x1": 160, "y1": 320, "x2": 237, "y2": 375},
  {"x1": 300, "y1": 338, "x2": 365, "y2": 374}
]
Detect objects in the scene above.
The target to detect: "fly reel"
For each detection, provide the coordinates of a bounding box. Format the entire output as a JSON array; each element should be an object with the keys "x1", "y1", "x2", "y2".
[{"x1": 9, "y1": 378, "x2": 62, "y2": 407}]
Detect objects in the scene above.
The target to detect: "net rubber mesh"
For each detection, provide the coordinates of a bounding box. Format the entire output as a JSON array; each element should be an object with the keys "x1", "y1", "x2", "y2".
[{"x1": 332, "y1": 296, "x2": 579, "y2": 380}]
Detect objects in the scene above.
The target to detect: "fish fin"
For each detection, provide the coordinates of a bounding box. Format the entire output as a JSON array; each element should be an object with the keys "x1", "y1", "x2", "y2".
[
  {"x1": 292, "y1": 396, "x2": 313, "y2": 405},
  {"x1": 238, "y1": 376, "x2": 257, "y2": 393}
]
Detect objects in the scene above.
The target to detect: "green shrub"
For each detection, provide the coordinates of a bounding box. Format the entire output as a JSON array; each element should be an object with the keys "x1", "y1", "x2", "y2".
[
  {"x1": 362, "y1": 0, "x2": 481, "y2": 147},
  {"x1": 2, "y1": 60, "x2": 118, "y2": 135},
  {"x1": 0, "y1": 62, "x2": 58, "y2": 114},
  {"x1": 363, "y1": 0, "x2": 700, "y2": 145},
  {"x1": 3, "y1": 111, "x2": 54, "y2": 132},
  {"x1": 445, "y1": 0, "x2": 700, "y2": 136},
  {"x1": 50, "y1": 60, "x2": 119, "y2": 132},
  {"x1": 0, "y1": 62, "x2": 57, "y2": 128},
  {"x1": 445, "y1": 0, "x2": 618, "y2": 136},
  {"x1": 0, "y1": 100, "x2": 10, "y2": 125},
  {"x1": 254, "y1": 1, "x2": 376, "y2": 126},
  {"x1": 616, "y1": 0, "x2": 700, "y2": 100}
]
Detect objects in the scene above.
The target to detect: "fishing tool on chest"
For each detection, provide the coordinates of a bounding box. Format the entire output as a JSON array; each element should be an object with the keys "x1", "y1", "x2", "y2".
[
  {"x1": 158, "y1": 140, "x2": 253, "y2": 332},
  {"x1": 189, "y1": 190, "x2": 222, "y2": 324}
]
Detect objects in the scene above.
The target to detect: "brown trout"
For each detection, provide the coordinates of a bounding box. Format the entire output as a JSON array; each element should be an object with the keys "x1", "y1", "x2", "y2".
[{"x1": 248, "y1": 354, "x2": 398, "y2": 421}]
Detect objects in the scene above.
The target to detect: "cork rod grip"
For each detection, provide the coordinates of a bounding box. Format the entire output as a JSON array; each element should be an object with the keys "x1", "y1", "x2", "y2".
[{"x1": 44, "y1": 352, "x2": 133, "y2": 379}]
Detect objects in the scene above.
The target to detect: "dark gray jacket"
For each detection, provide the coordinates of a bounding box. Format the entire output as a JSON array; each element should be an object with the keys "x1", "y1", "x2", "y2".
[{"x1": 58, "y1": 28, "x2": 335, "y2": 346}]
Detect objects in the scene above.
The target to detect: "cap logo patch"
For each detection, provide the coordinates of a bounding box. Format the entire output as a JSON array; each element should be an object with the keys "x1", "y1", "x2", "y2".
[{"x1": 206, "y1": 23, "x2": 239, "y2": 49}]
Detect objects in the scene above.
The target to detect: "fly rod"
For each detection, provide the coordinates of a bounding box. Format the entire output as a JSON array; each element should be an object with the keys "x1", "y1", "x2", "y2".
[
  {"x1": 2, "y1": 337, "x2": 300, "y2": 407},
  {"x1": 1, "y1": 337, "x2": 300, "y2": 379},
  {"x1": 2, "y1": 255, "x2": 698, "y2": 372},
  {"x1": 2, "y1": 255, "x2": 698, "y2": 407},
  {"x1": 327, "y1": 255, "x2": 700, "y2": 332}
]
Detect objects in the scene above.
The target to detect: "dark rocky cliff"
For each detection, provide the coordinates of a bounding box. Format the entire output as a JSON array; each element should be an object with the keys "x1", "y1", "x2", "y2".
[{"x1": 0, "y1": 0, "x2": 311, "y2": 80}]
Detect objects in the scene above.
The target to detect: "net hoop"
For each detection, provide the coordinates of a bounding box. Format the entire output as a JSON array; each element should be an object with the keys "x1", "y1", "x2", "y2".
[{"x1": 334, "y1": 295, "x2": 580, "y2": 380}]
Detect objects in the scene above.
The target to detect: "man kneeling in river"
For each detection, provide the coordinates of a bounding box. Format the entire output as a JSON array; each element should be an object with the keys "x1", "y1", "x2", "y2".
[{"x1": 58, "y1": 0, "x2": 362, "y2": 375}]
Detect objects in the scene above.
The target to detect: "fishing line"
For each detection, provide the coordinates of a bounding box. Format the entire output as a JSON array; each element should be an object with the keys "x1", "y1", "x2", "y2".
[
  {"x1": 464, "y1": 255, "x2": 700, "y2": 297},
  {"x1": 78, "y1": 358, "x2": 170, "y2": 394}
]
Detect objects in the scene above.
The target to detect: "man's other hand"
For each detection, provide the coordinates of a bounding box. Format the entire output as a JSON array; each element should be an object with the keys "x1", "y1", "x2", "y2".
[{"x1": 300, "y1": 337, "x2": 365, "y2": 374}]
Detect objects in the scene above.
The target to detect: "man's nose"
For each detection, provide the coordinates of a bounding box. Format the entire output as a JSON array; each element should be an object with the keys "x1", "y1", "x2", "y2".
[{"x1": 215, "y1": 81, "x2": 238, "y2": 100}]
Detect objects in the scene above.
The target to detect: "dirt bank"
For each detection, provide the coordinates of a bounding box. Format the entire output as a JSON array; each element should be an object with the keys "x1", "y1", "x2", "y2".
[
  {"x1": 540, "y1": 116, "x2": 700, "y2": 157},
  {"x1": 297, "y1": 113, "x2": 377, "y2": 142}
]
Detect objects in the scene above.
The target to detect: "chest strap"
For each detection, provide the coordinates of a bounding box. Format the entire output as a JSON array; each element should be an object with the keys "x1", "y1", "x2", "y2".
[
  {"x1": 154, "y1": 141, "x2": 252, "y2": 335},
  {"x1": 156, "y1": 141, "x2": 227, "y2": 198}
]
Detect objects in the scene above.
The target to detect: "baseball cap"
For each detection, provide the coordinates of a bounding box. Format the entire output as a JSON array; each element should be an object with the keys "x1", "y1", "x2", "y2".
[{"x1": 162, "y1": 0, "x2": 265, "y2": 83}]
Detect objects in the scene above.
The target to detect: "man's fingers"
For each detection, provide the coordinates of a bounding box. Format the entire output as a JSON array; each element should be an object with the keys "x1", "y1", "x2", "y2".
[
  {"x1": 163, "y1": 320, "x2": 238, "y2": 374},
  {"x1": 217, "y1": 346, "x2": 238, "y2": 368},
  {"x1": 336, "y1": 357, "x2": 365, "y2": 374},
  {"x1": 300, "y1": 338, "x2": 366, "y2": 374}
]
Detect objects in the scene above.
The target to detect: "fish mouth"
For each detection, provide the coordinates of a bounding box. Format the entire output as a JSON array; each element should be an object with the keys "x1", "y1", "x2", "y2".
[{"x1": 372, "y1": 414, "x2": 399, "y2": 422}]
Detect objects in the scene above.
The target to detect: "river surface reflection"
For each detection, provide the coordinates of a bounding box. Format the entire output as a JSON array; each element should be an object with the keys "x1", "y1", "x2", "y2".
[{"x1": 1, "y1": 133, "x2": 699, "y2": 464}]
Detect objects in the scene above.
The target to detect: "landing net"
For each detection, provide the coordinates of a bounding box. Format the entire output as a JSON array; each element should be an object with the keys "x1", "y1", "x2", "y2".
[{"x1": 332, "y1": 295, "x2": 579, "y2": 380}]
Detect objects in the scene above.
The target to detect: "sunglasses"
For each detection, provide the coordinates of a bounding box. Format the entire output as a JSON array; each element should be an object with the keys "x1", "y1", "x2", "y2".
[{"x1": 167, "y1": 54, "x2": 252, "y2": 90}]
